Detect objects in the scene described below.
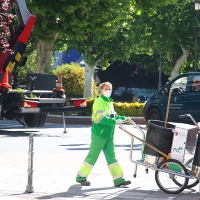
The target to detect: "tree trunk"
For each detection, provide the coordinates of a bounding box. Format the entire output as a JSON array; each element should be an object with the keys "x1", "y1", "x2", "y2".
[
  {"x1": 83, "y1": 62, "x2": 95, "y2": 98},
  {"x1": 170, "y1": 46, "x2": 189, "y2": 80},
  {"x1": 36, "y1": 40, "x2": 54, "y2": 73},
  {"x1": 36, "y1": 34, "x2": 58, "y2": 73}
]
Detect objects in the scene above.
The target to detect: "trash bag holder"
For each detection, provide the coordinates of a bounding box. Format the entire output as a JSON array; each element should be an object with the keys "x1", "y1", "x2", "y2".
[{"x1": 142, "y1": 120, "x2": 175, "y2": 164}]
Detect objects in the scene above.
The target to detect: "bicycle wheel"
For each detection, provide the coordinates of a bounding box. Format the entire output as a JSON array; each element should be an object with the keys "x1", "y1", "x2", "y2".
[
  {"x1": 155, "y1": 159, "x2": 189, "y2": 194},
  {"x1": 172, "y1": 158, "x2": 199, "y2": 189}
]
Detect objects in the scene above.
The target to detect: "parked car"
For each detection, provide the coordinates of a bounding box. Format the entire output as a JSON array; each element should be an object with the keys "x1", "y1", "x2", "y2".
[
  {"x1": 143, "y1": 72, "x2": 200, "y2": 123},
  {"x1": 138, "y1": 96, "x2": 148, "y2": 103}
]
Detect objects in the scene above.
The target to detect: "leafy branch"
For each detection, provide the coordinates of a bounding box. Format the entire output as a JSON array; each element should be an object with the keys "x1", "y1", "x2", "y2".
[{"x1": 0, "y1": 0, "x2": 15, "y2": 53}]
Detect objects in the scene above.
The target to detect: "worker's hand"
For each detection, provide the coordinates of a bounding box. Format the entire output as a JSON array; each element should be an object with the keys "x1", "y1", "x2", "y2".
[
  {"x1": 116, "y1": 119, "x2": 124, "y2": 124},
  {"x1": 125, "y1": 116, "x2": 131, "y2": 121}
]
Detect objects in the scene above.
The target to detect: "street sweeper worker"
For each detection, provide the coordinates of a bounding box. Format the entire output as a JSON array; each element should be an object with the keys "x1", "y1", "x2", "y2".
[{"x1": 76, "y1": 81, "x2": 131, "y2": 187}]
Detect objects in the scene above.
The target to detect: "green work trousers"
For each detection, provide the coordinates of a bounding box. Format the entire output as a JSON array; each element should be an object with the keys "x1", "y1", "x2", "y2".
[{"x1": 76, "y1": 133, "x2": 125, "y2": 186}]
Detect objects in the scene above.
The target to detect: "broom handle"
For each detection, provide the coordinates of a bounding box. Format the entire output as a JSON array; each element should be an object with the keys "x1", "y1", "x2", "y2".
[
  {"x1": 119, "y1": 126, "x2": 169, "y2": 158},
  {"x1": 164, "y1": 88, "x2": 172, "y2": 128}
]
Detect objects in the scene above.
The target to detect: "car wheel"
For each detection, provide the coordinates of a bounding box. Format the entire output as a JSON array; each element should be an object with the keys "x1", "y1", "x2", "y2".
[{"x1": 147, "y1": 108, "x2": 161, "y2": 121}]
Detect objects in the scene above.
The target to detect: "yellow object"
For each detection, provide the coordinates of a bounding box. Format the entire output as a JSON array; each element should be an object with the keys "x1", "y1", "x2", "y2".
[
  {"x1": 7, "y1": 61, "x2": 16, "y2": 72},
  {"x1": 15, "y1": 52, "x2": 21, "y2": 62}
]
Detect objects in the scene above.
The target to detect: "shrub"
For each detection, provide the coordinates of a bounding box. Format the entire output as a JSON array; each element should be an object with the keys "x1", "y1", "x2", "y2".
[
  {"x1": 53, "y1": 63, "x2": 85, "y2": 98},
  {"x1": 113, "y1": 102, "x2": 144, "y2": 116},
  {"x1": 52, "y1": 63, "x2": 98, "y2": 98}
]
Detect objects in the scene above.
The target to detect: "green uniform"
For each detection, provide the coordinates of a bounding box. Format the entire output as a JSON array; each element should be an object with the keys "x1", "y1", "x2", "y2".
[{"x1": 76, "y1": 94, "x2": 126, "y2": 186}]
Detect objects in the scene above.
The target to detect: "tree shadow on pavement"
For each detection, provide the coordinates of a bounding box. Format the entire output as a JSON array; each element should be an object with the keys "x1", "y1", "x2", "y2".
[
  {"x1": 36, "y1": 185, "x2": 200, "y2": 200},
  {"x1": 36, "y1": 184, "x2": 134, "y2": 199},
  {"x1": 59, "y1": 143, "x2": 142, "y2": 151}
]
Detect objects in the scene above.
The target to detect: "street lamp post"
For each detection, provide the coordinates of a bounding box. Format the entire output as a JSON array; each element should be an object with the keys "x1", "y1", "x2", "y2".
[
  {"x1": 158, "y1": 36, "x2": 162, "y2": 91},
  {"x1": 158, "y1": 52, "x2": 162, "y2": 91},
  {"x1": 194, "y1": 0, "x2": 200, "y2": 72}
]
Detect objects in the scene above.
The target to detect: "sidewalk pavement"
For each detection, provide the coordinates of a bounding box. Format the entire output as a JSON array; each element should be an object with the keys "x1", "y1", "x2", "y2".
[{"x1": 0, "y1": 120, "x2": 199, "y2": 200}]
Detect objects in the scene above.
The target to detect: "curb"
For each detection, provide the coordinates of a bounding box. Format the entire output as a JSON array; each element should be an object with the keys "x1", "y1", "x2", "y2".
[{"x1": 46, "y1": 115, "x2": 147, "y2": 125}]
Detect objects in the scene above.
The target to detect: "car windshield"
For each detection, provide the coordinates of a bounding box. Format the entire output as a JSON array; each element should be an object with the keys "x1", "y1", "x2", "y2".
[{"x1": 171, "y1": 77, "x2": 188, "y2": 90}]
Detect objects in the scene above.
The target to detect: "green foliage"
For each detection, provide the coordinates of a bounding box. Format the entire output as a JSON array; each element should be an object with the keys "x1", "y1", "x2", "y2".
[
  {"x1": 114, "y1": 102, "x2": 144, "y2": 116},
  {"x1": 52, "y1": 63, "x2": 98, "y2": 98},
  {"x1": 16, "y1": 88, "x2": 24, "y2": 99},
  {"x1": 135, "y1": 0, "x2": 178, "y2": 10},
  {"x1": 25, "y1": 0, "x2": 180, "y2": 97},
  {"x1": 17, "y1": 50, "x2": 36, "y2": 84},
  {"x1": 52, "y1": 63, "x2": 85, "y2": 98},
  {"x1": 128, "y1": 0, "x2": 194, "y2": 76}
]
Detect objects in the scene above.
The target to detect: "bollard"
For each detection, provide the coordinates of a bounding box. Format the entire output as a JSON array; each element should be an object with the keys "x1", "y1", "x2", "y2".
[
  {"x1": 62, "y1": 112, "x2": 67, "y2": 133},
  {"x1": 25, "y1": 134, "x2": 34, "y2": 193}
]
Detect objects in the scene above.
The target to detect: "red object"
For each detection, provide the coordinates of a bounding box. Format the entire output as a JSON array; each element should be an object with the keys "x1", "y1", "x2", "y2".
[
  {"x1": 0, "y1": 68, "x2": 11, "y2": 90},
  {"x1": 73, "y1": 100, "x2": 88, "y2": 107},
  {"x1": 17, "y1": 16, "x2": 36, "y2": 44},
  {"x1": 54, "y1": 72, "x2": 65, "y2": 92},
  {"x1": 21, "y1": 101, "x2": 38, "y2": 108},
  {"x1": 0, "y1": 53, "x2": 9, "y2": 72}
]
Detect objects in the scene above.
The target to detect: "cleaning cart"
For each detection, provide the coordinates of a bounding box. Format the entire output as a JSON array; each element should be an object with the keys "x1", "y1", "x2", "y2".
[{"x1": 119, "y1": 114, "x2": 200, "y2": 194}]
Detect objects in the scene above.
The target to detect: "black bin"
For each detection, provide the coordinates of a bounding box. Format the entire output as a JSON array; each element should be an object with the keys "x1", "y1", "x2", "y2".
[
  {"x1": 26, "y1": 73, "x2": 56, "y2": 90},
  {"x1": 143, "y1": 120, "x2": 175, "y2": 157}
]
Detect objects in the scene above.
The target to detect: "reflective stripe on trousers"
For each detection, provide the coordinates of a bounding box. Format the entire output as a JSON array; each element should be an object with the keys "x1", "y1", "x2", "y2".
[
  {"x1": 109, "y1": 162, "x2": 124, "y2": 180},
  {"x1": 77, "y1": 161, "x2": 93, "y2": 178}
]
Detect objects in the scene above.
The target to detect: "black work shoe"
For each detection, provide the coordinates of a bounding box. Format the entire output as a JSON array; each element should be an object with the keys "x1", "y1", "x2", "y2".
[
  {"x1": 77, "y1": 180, "x2": 91, "y2": 186},
  {"x1": 115, "y1": 180, "x2": 131, "y2": 187}
]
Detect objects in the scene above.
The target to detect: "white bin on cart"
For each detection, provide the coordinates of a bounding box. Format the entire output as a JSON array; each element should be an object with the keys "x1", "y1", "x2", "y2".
[{"x1": 170, "y1": 123, "x2": 198, "y2": 166}]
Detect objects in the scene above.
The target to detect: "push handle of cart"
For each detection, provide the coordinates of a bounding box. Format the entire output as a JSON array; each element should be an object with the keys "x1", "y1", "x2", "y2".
[{"x1": 179, "y1": 114, "x2": 200, "y2": 130}]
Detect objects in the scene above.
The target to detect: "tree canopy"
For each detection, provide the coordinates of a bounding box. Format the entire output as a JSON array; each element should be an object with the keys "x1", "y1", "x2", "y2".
[
  {"x1": 126, "y1": 0, "x2": 195, "y2": 79},
  {"x1": 26, "y1": 0, "x2": 180, "y2": 97},
  {"x1": 135, "y1": 0, "x2": 178, "y2": 9}
]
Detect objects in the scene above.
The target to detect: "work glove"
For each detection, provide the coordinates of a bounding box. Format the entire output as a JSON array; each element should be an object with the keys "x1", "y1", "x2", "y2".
[{"x1": 116, "y1": 119, "x2": 124, "y2": 124}]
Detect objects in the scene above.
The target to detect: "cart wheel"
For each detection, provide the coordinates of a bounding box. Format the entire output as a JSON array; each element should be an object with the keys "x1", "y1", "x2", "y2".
[
  {"x1": 172, "y1": 174, "x2": 199, "y2": 189},
  {"x1": 172, "y1": 158, "x2": 199, "y2": 189},
  {"x1": 155, "y1": 159, "x2": 189, "y2": 194}
]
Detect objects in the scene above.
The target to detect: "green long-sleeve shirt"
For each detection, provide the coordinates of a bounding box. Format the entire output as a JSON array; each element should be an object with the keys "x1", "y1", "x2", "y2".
[{"x1": 91, "y1": 95, "x2": 125, "y2": 139}]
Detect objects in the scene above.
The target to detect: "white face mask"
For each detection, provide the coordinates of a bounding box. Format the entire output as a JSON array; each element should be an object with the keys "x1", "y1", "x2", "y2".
[{"x1": 102, "y1": 90, "x2": 112, "y2": 98}]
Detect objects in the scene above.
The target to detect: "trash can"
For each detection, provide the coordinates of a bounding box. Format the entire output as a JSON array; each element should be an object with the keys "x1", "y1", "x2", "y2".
[
  {"x1": 26, "y1": 73, "x2": 56, "y2": 90},
  {"x1": 142, "y1": 120, "x2": 175, "y2": 164}
]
